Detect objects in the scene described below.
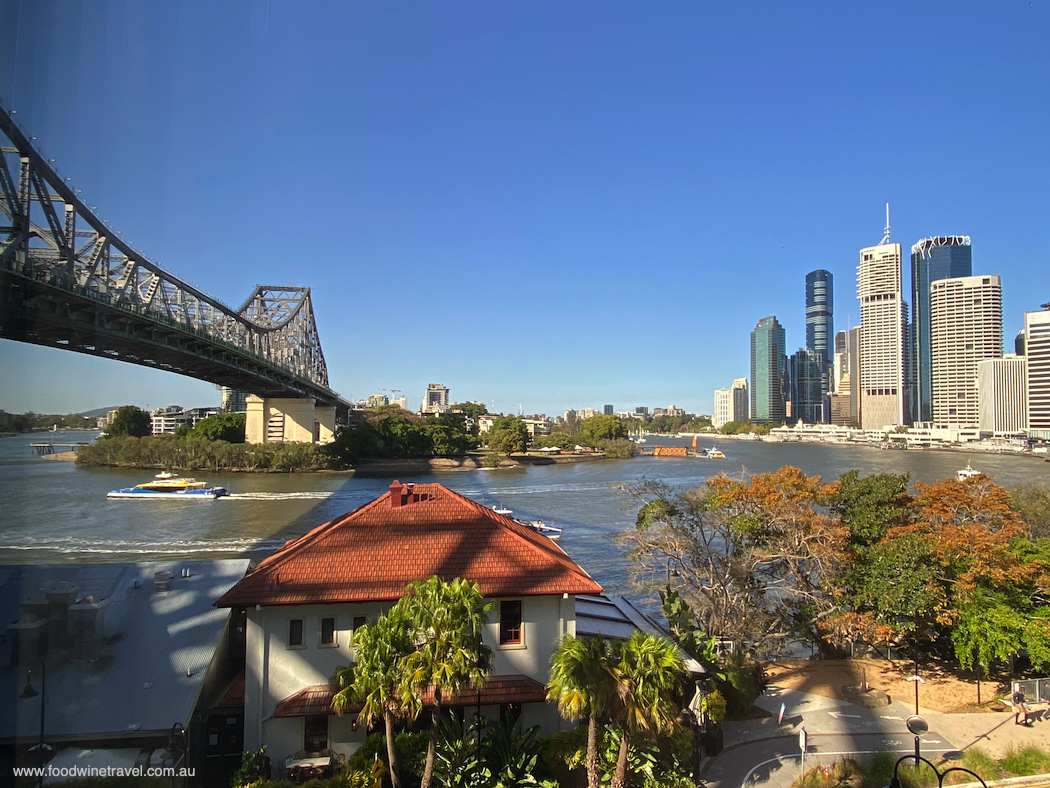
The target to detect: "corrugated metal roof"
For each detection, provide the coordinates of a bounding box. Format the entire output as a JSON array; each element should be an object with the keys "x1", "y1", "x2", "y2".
[{"x1": 1, "y1": 560, "x2": 250, "y2": 742}]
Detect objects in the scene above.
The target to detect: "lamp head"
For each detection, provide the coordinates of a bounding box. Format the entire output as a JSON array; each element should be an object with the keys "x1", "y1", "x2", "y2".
[{"x1": 19, "y1": 671, "x2": 39, "y2": 699}]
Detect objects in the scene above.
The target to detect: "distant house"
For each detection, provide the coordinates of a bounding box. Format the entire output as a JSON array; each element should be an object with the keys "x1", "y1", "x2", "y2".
[
  {"x1": 216, "y1": 481, "x2": 604, "y2": 766},
  {"x1": 1, "y1": 560, "x2": 250, "y2": 787}
]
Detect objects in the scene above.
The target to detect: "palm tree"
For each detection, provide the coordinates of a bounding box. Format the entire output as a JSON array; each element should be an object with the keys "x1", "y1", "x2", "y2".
[
  {"x1": 611, "y1": 631, "x2": 689, "y2": 788},
  {"x1": 399, "y1": 576, "x2": 493, "y2": 788},
  {"x1": 331, "y1": 607, "x2": 419, "y2": 788},
  {"x1": 546, "y1": 635, "x2": 620, "y2": 788}
]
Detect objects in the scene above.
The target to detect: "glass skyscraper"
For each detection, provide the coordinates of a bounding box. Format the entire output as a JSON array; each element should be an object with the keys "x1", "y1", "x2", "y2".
[
  {"x1": 790, "y1": 348, "x2": 826, "y2": 424},
  {"x1": 910, "y1": 236, "x2": 972, "y2": 423},
  {"x1": 805, "y1": 270, "x2": 834, "y2": 362},
  {"x1": 750, "y1": 316, "x2": 787, "y2": 424}
]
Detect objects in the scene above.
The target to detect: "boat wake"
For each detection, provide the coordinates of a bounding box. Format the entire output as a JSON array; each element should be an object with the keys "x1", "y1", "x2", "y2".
[
  {"x1": 220, "y1": 491, "x2": 341, "y2": 501},
  {"x1": 0, "y1": 534, "x2": 289, "y2": 556}
]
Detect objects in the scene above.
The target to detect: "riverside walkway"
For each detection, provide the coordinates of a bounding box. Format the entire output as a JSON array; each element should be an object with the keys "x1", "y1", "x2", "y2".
[{"x1": 703, "y1": 677, "x2": 1050, "y2": 788}]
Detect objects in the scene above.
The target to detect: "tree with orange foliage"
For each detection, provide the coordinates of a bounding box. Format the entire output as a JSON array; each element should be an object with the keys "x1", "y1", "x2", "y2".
[{"x1": 619, "y1": 466, "x2": 848, "y2": 656}]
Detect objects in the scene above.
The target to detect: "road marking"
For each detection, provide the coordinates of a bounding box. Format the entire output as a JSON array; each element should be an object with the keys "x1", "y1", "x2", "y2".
[
  {"x1": 881, "y1": 715, "x2": 903, "y2": 720},
  {"x1": 740, "y1": 747, "x2": 953, "y2": 788},
  {"x1": 828, "y1": 712, "x2": 862, "y2": 719}
]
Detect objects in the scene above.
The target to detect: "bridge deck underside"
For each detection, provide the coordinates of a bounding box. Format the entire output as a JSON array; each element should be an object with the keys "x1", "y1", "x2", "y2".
[{"x1": 2, "y1": 269, "x2": 340, "y2": 405}]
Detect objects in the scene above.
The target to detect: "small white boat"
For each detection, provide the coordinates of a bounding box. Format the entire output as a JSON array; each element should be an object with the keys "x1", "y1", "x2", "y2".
[
  {"x1": 108, "y1": 472, "x2": 228, "y2": 500},
  {"x1": 956, "y1": 462, "x2": 981, "y2": 482},
  {"x1": 490, "y1": 505, "x2": 562, "y2": 540},
  {"x1": 708, "y1": 447, "x2": 726, "y2": 459}
]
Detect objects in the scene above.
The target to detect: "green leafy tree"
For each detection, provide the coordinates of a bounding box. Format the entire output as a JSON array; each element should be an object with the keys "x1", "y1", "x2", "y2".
[
  {"x1": 833, "y1": 470, "x2": 912, "y2": 547},
  {"x1": 189, "y1": 412, "x2": 246, "y2": 443},
  {"x1": 546, "y1": 635, "x2": 620, "y2": 788},
  {"x1": 577, "y1": 415, "x2": 626, "y2": 445},
  {"x1": 399, "y1": 577, "x2": 493, "y2": 788},
  {"x1": 534, "y1": 433, "x2": 574, "y2": 450},
  {"x1": 332, "y1": 607, "x2": 419, "y2": 788},
  {"x1": 610, "y1": 632, "x2": 688, "y2": 788},
  {"x1": 1011, "y1": 484, "x2": 1050, "y2": 540},
  {"x1": 104, "y1": 405, "x2": 151, "y2": 437},
  {"x1": 484, "y1": 416, "x2": 530, "y2": 456}
]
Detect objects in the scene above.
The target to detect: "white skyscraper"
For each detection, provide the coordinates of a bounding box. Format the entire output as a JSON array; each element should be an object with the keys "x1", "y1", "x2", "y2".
[
  {"x1": 1026, "y1": 306, "x2": 1050, "y2": 440},
  {"x1": 978, "y1": 355, "x2": 1027, "y2": 434},
  {"x1": 857, "y1": 209, "x2": 907, "y2": 429},
  {"x1": 930, "y1": 275, "x2": 1003, "y2": 428},
  {"x1": 713, "y1": 378, "x2": 748, "y2": 428}
]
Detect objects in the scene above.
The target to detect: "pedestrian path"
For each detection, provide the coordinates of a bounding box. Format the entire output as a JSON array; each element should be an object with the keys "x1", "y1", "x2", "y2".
[{"x1": 702, "y1": 677, "x2": 1050, "y2": 788}]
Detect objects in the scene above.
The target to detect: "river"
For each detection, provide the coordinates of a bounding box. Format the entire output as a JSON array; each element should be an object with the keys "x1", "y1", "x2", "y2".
[{"x1": 3, "y1": 431, "x2": 1049, "y2": 597}]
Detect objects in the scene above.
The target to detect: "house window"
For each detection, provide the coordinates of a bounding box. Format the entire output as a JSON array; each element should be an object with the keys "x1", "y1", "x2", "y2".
[
  {"x1": 288, "y1": 619, "x2": 304, "y2": 648},
  {"x1": 352, "y1": 615, "x2": 367, "y2": 631},
  {"x1": 320, "y1": 617, "x2": 336, "y2": 647},
  {"x1": 499, "y1": 600, "x2": 522, "y2": 645},
  {"x1": 304, "y1": 715, "x2": 328, "y2": 752}
]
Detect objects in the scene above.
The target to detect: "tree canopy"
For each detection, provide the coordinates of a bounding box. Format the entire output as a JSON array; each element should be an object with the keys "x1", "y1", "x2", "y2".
[
  {"x1": 622, "y1": 467, "x2": 1050, "y2": 671},
  {"x1": 104, "y1": 405, "x2": 151, "y2": 438},
  {"x1": 483, "y1": 415, "x2": 530, "y2": 455},
  {"x1": 188, "y1": 412, "x2": 246, "y2": 443}
]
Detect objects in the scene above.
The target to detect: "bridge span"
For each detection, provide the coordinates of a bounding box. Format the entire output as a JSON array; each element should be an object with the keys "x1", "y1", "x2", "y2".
[{"x1": 0, "y1": 103, "x2": 350, "y2": 441}]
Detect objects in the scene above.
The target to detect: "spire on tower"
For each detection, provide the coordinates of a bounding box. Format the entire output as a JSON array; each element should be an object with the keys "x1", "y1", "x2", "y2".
[{"x1": 879, "y1": 203, "x2": 891, "y2": 245}]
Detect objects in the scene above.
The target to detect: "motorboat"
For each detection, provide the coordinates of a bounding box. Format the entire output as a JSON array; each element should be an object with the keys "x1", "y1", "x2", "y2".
[
  {"x1": 956, "y1": 462, "x2": 981, "y2": 482},
  {"x1": 108, "y1": 472, "x2": 228, "y2": 500},
  {"x1": 490, "y1": 505, "x2": 562, "y2": 540},
  {"x1": 708, "y1": 447, "x2": 726, "y2": 459}
]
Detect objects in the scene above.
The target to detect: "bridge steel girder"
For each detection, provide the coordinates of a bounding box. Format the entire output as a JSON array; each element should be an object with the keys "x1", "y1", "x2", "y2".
[{"x1": 0, "y1": 101, "x2": 349, "y2": 411}]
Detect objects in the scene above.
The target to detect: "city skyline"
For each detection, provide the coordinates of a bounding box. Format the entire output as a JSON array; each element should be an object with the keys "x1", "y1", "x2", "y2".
[{"x1": 2, "y1": 1, "x2": 1048, "y2": 416}]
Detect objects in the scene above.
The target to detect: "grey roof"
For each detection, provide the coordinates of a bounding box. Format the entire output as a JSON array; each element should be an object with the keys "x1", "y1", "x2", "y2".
[
  {"x1": 574, "y1": 594, "x2": 705, "y2": 675},
  {"x1": 1, "y1": 560, "x2": 250, "y2": 742}
]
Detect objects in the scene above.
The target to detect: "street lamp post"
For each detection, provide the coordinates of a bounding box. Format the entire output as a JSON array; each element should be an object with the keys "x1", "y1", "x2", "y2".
[
  {"x1": 19, "y1": 662, "x2": 51, "y2": 788},
  {"x1": 885, "y1": 716, "x2": 988, "y2": 788},
  {"x1": 475, "y1": 653, "x2": 490, "y2": 785}
]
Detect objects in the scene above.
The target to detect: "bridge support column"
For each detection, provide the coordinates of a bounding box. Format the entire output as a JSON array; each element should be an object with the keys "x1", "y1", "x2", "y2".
[{"x1": 245, "y1": 396, "x2": 334, "y2": 444}]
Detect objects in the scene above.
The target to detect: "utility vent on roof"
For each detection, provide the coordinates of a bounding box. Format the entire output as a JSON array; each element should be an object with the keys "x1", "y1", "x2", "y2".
[{"x1": 388, "y1": 480, "x2": 430, "y2": 508}]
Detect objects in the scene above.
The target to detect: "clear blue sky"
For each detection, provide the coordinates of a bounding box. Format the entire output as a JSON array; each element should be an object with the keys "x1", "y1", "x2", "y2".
[{"x1": 2, "y1": 0, "x2": 1047, "y2": 417}]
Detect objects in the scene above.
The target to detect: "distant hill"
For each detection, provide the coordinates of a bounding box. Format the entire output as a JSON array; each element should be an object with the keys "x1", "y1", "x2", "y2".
[{"x1": 78, "y1": 406, "x2": 120, "y2": 419}]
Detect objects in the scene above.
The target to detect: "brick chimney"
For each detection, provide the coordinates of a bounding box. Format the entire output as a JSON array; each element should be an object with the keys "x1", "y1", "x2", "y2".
[{"x1": 389, "y1": 480, "x2": 411, "y2": 508}]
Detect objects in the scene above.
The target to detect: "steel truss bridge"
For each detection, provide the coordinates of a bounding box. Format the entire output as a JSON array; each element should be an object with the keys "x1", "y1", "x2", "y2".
[{"x1": 0, "y1": 103, "x2": 347, "y2": 409}]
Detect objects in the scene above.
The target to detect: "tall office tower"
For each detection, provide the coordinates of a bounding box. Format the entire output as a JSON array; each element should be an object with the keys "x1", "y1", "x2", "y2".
[
  {"x1": 911, "y1": 236, "x2": 972, "y2": 423},
  {"x1": 421, "y1": 383, "x2": 451, "y2": 414},
  {"x1": 1016, "y1": 329, "x2": 1026, "y2": 356},
  {"x1": 751, "y1": 316, "x2": 788, "y2": 424},
  {"x1": 713, "y1": 378, "x2": 748, "y2": 428},
  {"x1": 930, "y1": 275, "x2": 1003, "y2": 428},
  {"x1": 858, "y1": 212, "x2": 907, "y2": 429},
  {"x1": 1026, "y1": 305, "x2": 1050, "y2": 440},
  {"x1": 789, "y1": 348, "x2": 826, "y2": 423},
  {"x1": 603, "y1": 404, "x2": 614, "y2": 416},
  {"x1": 806, "y1": 270, "x2": 834, "y2": 362},
  {"x1": 978, "y1": 355, "x2": 1028, "y2": 434}
]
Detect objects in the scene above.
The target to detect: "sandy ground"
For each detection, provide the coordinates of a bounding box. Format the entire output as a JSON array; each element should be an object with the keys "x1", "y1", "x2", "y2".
[{"x1": 764, "y1": 660, "x2": 1015, "y2": 714}]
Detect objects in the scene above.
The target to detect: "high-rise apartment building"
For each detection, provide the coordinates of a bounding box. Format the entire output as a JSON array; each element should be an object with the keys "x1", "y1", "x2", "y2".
[
  {"x1": 806, "y1": 270, "x2": 834, "y2": 363},
  {"x1": 603, "y1": 404, "x2": 614, "y2": 416},
  {"x1": 789, "y1": 348, "x2": 826, "y2": 424},
  {"x1": 1026, "y1": 305, "x2": 1050, "y2": 440},
  {"x1": 751, "y1": 316, "x2": 787, "y2": 425},
  {"x1": 421, "y1": 383, "x2": 451, "y2": 414},
  {"x1": 858, "y1": 217, "x2": 908, "y2": 429},
  {"x1": 831, "y1": 328, "x2": 862, "y2": 427},
  {"x1": 713, "y1": 378, "x2": 748, "y2": 428},
  {"x1": 978, "y1": 355, "x2": 1027, "y2": 434},
  {"x1": 911, "y1": 236, "x2": 972, "y2": 423},
  {"x1": 930, "y1": 275, "x2": 1002, "y2": 428}
]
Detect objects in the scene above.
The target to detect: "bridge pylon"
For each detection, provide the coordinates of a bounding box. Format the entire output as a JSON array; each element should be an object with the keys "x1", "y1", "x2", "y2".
[{"x1": 245, "y1": 396, "x2": 335, "y2": 445}]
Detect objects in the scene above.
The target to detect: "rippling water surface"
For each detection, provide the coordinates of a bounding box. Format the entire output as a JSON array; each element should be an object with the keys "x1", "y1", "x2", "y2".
[{"x1": 3, "y1": 431, "x2": 1049, "y2": 598}]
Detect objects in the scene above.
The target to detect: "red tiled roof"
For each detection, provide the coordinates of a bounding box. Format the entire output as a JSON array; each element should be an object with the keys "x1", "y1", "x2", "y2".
[
  {"x1": 271, "y1": 675, "x2": 547, "y2": 718},
  {"x1": 214, "y1": 671, "x2": 246, "y2": 708},
  {"x1": 216, "y1": 481, "x2": 602, "y2": 608}
]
